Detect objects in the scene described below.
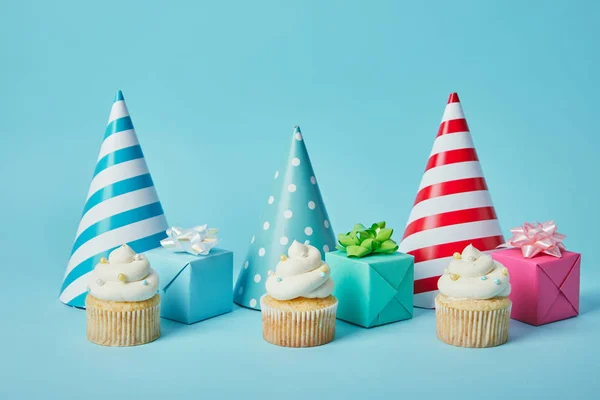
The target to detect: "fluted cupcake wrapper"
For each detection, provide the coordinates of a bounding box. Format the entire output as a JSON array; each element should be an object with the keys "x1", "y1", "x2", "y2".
[
  {"x1": 261, "y1": 296, "x2": 337, "y2": 348},
  {"x1": 435, "y1": 298, "x2": 511, "y2": 348},
  {"x1": 86, "y1": 294, "x2": 161, "y2": 347}
]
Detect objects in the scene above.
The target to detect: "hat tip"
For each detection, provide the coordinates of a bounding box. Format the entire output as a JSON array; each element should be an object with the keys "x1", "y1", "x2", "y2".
[
  {"x1": 114, "y1": 90, "x2": 125, "y2": 102},
  {"x1": 294, "y1": 125, "x2": 301, "y2": 133},
  {"x1": 447, "y1": 92, "x2": 460, "y2": 104}
]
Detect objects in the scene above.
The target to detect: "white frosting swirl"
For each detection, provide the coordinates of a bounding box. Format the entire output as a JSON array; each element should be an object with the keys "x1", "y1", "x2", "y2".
[
  {"x1": 88, "y1": 244, "x2": 159, "y2": 302},
  {"x1": 438, "y1": 244, "x2": 511, "y2": 300},
  {"x1": 265, "y1": 241, "x2": 334, "y2": 301}
]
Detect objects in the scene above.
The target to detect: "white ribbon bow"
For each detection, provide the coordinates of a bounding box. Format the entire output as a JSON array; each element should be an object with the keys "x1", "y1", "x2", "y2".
[{"x1": 160, "y1": 225, "x2": 219, "y2": 256}]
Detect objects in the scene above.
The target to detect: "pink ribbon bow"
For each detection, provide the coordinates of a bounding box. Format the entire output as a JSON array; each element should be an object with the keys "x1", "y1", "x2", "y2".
[{"x1": 504, "y1": 221, "x2": 566, "y2": 258}]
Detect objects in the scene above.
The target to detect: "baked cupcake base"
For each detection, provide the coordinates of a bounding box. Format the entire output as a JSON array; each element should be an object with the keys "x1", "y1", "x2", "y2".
[
  {"x1": 261, "y1": 295, "x2": 338, "y2": 348},
  {"x1": 435, "y1": 293, "x2": 511, "y2": 348},
  {"x1": 86, "y1": 294, "x2": 161, "y2": 347}
]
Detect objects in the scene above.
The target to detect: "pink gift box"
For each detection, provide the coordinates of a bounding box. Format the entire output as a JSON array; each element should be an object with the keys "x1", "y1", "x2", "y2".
[{"x1": 491, "y1": 248, "x2": 580, "y2": 326}]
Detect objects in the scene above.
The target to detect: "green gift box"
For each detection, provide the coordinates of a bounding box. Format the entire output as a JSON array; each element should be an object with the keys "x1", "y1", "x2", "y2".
[{"x1": 326, "y1": 250, "x2": 414, "y2": 328}]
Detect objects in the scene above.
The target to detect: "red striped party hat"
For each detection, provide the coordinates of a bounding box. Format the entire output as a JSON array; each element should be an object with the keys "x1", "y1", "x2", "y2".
[{"x1": 399, "y1": 92, "x2": 504, "y2": 309}]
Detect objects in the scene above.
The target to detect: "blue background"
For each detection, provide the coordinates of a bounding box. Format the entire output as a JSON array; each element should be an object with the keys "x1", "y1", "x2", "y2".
[{"x1": 1, "y1": 0, "x2": 598, "y2": 399}]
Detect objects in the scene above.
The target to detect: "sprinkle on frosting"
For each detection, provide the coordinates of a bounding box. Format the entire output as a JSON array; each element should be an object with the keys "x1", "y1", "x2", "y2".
[
  {"x1": 438, "y1": 244, "x2": 511, "y2": 300},
  {"x1": 87, "y1": 245, "x2": 159, "y2": 302},
  {"x1": 265, "y1": 241, "x2": 334, "y2": 301}
]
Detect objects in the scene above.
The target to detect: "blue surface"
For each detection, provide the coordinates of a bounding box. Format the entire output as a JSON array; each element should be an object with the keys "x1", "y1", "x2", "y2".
[{"x1": 1, "y1": 1, "x2": 599, "y2": 399}]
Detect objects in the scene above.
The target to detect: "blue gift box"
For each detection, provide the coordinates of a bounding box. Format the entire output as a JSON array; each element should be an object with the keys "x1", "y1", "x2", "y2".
[
  {"x1": 144, "y1": 247, "x2": 233, "y2": 324},
  {"x1": 326, "y1": 250, "x2": 414, "y2": 328}
]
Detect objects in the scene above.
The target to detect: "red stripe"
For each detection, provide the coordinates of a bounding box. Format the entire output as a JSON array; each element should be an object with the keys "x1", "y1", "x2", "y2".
[
  {"x1": 413, "y1": 177, "x2": 488, "y2": 206},
  {"x1": 409, "y1": 235, "x2": 505, "y2": 265},
  {"x1": 414, "y1": 276, "x2": 441, "y2": 295},
  {"x1": 402, "y1": 207, "x2": 498, "y2": 239},
  {"x1": 437, "y1": 118, "x2": 469, "y2": 137},
  {"x1": 425, "y1": 148, "x2": 478, "y2": 172},
  {"x1": 411, "y1": 235, "x2": 505, "y2": 294},
  {"x1": 447, "y1": 92, "x2": 460, "y2": 104}
]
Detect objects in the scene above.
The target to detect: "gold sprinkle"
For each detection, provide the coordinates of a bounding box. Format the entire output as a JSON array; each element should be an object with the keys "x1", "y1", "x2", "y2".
[
  {"x1": 502, "y1": 268, "x2": 508, "y2": 276},
  {"x1": 280, "y1": 255, "x2": 288, "y2": 261},
  {"x1": 118, "y1": 273, "x2": 127, "y2": 283},
  {"x1": 100, "y1": 257, "x2": 108, "y2": 264},
  {"x1": 453, "y1": 252, "x2": 462, "y2": 260},
  {"x1": 450, "y1": 273, "x2": 460, "y2": 281},
  {"x1": 320, "y1": 265, "x2": 330, "y2": 274}
]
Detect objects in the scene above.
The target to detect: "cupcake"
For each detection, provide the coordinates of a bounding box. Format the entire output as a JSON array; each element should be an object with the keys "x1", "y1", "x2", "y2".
[
  {"x1": 261, "y1": 240, "x2": 337, "y2": 347},
  {"x1": 86, "y1": 244, "x2": 160, "y2": 346},
  {"x1": 435, "y1": 244, "x2": 511, "y2": 348}
]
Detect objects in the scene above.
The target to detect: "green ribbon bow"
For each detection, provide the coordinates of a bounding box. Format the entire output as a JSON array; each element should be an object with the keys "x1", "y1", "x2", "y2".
[{"x1": 336, "y1": 221, "x2": 399, "y2": 258}]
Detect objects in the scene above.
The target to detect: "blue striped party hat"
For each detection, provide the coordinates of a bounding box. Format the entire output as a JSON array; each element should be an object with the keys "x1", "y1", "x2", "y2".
[
  {"x1": 233, "y1": 126, "x2": 336, "y2": 310},
  {"x1": 59, "y1": 90, "x2": 168, "y2": 308}
]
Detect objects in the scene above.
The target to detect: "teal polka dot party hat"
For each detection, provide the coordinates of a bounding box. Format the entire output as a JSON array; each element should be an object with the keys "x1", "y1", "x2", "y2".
[
  {"x1": 233, "y1": 126, "x2": 336, "y2": 310},
  {"x1": 59, "y1": 90, "x2": 168, "y2": 308}
]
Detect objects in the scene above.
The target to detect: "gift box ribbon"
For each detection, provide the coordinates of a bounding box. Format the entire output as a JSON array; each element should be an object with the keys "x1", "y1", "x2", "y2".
[
  {"x1": 160, "y1": 225, "x2": 219, "y2": 256},
  {"x1": 336, "y1": 221, "x2": 399, "y2": 258},
  {"x1": 501, "y1": 220, "x2": 566, "y2": 258}
]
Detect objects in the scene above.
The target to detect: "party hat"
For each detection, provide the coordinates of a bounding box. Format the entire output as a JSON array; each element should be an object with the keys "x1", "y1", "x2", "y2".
[
  {"x1": 234, "y1": 126, "x2": 336, "y2": 310},
  {"x1": 399, "y1": 93, "x2": 504, "y2": 309},
  {"x1": 59, "y1": 90, "x2": 168, "y2": 308}
]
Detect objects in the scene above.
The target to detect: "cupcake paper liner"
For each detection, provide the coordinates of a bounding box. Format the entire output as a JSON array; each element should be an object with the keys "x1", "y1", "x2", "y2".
[
  {"x1": 261, "y1": 296, "x2": 337, "y2": 348},
  {"x1": 86, "y1": 294, "x2": 161, "y2": 347},
  {"x1": 435, "y1": 297, "x2": 511, "y2": 348}
]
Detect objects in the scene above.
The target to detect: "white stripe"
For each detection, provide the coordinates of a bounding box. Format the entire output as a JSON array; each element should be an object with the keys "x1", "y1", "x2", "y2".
[
  {"x1": 441, "y1": 102, "x2": 465, "y2": 122},
  {"x1": 429, "y1": 131, "x2": 474, "y2": 157},
  {"x1": 76, "y1": 187, "x2": 160, "y2": 238},
  {"x1": 406, "y1": 191, "x2": 493, "y2": 225},
  {"x1": 413, "y1": 257, "x2": 451, "y2": 280},
  {"x1": 399, "y1": 219, "x2": 502, "y2": 253},
  {"x1": 65, "y1": 215, "x2": 168, "y2": 278},
  {"x1": 418, "y1": 161, "x2": 483, "y2": 190},
  {"x1": 412, "y1": 249, "x2": 496, "y2": 280},
  {"x1": 97, "y1": 129, "x2": 139, "y2": 161},
  {"x1": 59, "y1": 272, "x2": 92, "y2": 304},
  {"x1": 108, "y1": 100, "x2": 129, "y2": 123},
  {"x1": 86, "y1": 158, "x2": 149, "y2": 200},
  {"x1": 414, "y1": 291, "x2": 437, "y2": 309}
]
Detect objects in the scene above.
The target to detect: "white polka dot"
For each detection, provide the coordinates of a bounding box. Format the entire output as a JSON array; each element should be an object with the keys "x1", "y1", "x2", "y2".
[
  {"x1": 244, "y1": 261, "x2": 249, "y2": 269},
  {"x1": 268, "y1": 196, "x2": 274, "y2": 204},
  {"x1": 251, "y1": 235, "x2": 255, "y2": 244},
  {"x1": 304, "y1": 240, "x2": 310, "y2": 245},
  {"x1": 305, "y1": 227, "x2": 313, "y2": 236},
  {"x1": 310, "y1": 176, "x2": 316, "y2": 185},
  {"x1": 308, "y1": 201, "x2": 316, "y2": 210},
  {"x1": 323, "y1": 245, "x2": 330, "y2": 253},
  {"x1": 238, "y1": 286, "x2": 244, "y2": 295},
  {"x1": 254, "y1": 274, "x2": 262, "y2": 283},
  {"x1": 324, "y1": 220, "x2": 330, "y2": 228},
  {"x1": 280, "y1": 236, "x2": 289, "y2": 245},
  {"x1": 274, "y1": 170, "x2": 279, "y2": 179},
  {"x1": 291, "y1": 158, "x2": 300, "y2": 167},
  {"x1": 263, "y1": 221, "x2": 270, "y2": 230},
  {"x1": 249, "y1": 299, "x2": 257, "y2": 308},
  {"x1": 258, "y1": 248, "x2": 266, "y2": 257},
  {"x1": 284, "y1": 210, "x2": 293, "y2": 219},
  {"x1": 295, "y1": 132, "x2": 303, "y2": 141},
  {"x1": 288, "y1": 184, "x2": 297, "y2": 192},
  {"x1": 267, "y1": 270, "x2": 274, "y2": 277}
]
